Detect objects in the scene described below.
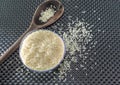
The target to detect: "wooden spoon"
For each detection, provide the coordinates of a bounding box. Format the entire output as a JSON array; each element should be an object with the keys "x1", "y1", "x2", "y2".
[{"x1": 0, "y1": 0, "x2": 64, "y2": 64}]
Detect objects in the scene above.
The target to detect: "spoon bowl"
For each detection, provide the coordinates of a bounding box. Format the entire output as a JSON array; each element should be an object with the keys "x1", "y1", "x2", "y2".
[
  {"x1": 0, "y1": 0, "x2": 64, "y2": 64},
  {"x1": 30, "y1": 0, "x2": 64, "y2": 29}
]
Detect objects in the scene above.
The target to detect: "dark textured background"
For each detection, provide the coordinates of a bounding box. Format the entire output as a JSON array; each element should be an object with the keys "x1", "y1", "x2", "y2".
[{"x1": 0, "y1": 0, "x2": 120, "y2": 84}]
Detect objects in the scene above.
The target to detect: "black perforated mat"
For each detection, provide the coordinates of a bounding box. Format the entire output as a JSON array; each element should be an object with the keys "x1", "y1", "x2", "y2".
[{"x1": 0, "y1": 0, "x2": 120, "y2": 84}]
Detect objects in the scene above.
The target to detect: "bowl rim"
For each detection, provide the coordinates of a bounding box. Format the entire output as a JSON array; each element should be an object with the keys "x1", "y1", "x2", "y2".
[{"x1": 19, "y1": 29, "x2": 66, "y2": 72}]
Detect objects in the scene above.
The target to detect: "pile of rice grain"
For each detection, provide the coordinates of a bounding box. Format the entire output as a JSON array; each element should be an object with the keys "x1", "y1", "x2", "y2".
[{"x1": 52, "y1": 17, "x2": 93, "y2": 80}]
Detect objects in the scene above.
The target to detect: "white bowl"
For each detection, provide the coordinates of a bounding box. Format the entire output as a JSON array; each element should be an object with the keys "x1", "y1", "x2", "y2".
[{"x1": 19, "y1": 29, "x2": 65, "y2": 72}]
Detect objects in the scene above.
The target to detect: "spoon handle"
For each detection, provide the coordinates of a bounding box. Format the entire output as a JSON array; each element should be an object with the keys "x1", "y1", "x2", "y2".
[{"x1": 0, "y1": 27, "x2": 33, "y2": 64}]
